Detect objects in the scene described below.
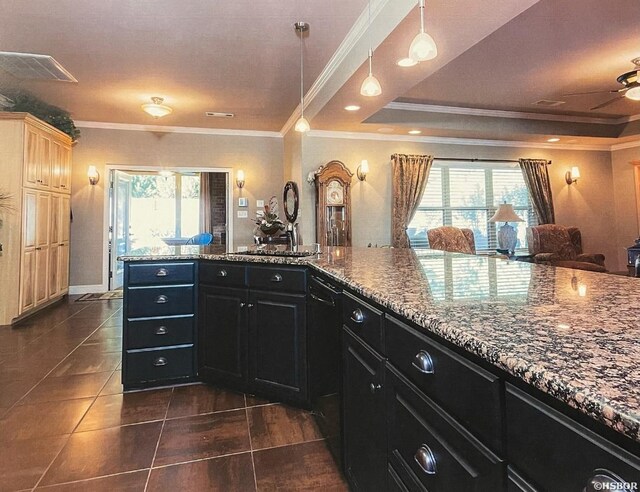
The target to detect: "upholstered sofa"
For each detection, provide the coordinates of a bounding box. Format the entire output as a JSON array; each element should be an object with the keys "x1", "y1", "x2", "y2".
[
  {"x1": 526, "y1": 224, "x2": 606, "y2": 272},
  {"x1": 427, "y1": 226, "x2": 476, "y2": 254}
]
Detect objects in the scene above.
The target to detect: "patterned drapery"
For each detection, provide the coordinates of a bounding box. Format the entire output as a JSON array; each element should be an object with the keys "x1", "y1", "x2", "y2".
[
  {"x1": 199, "y1": 172, "x2": 213, "y2": 234},
  {"x1": 519, "y1": 158, "x2": 555, "y2": 224},
  {"x1": 391, "y1": 154, "x2": 433, "y2": 248}
]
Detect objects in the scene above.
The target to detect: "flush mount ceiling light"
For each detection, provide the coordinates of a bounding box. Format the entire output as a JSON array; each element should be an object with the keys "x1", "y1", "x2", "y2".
[
  {"x1": 294, "y1": 22, "x2": 310, "y2": 133},
  {"x1": 360, "y1": 0, "x2": 382, "y2": 97},
  {"x1": 547, "y1": 137, "x2": 560, "y2": 142},
  {"x1": 408, "y1": 0, "x2": 438, "y2": 63},
  {"x1": 408, "y1": 129, "x2": 422, "y2": 135},
  {"x1": 142, "y1": 97, "x2": 172, "y2": 118},
  {"x1": 344, "y1": 105, "x2": 361, "y2": 111}
]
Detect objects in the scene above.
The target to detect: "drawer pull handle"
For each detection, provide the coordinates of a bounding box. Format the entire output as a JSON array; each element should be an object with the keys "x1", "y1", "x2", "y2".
[
  {"x1": 271, "y1": 273, "x2": 283, "y2": 283},
  {"x1": 155, "y1": 268, "x2": 168, "y2": 277},
  {"x1": 350, "y1": 308, "x2": 365, "y2": 324},
  {"x1": 412, "y1": 350, "x2": 435, "y2": 375},
  {"x1": 414, "y1": 445, "x2": 437, "y2": 475},
  {"x1": 153, "y1": 357, "x2": 168, "y2": 367},
  {"x1": 247, "y1": 303, "x2": 254, "y2": 308},
  {"x1": 369, "y1": 382, "x2": 382, "y2": 394},
  {"x1": 217, "y1": 269, "x2": 228, "y2": 277},
  {"x1": 155, "y1": 326, "x2": 168, "y2": 335},
  {"x1": 310, "y1": 292, "x2": 335, "y2": 307},
  {"x1": 240, "y1": 302, "x2": 246, "y2": 308},
  {"x1": 155, "y1": 295, "x2": 168, "y2": 304}
]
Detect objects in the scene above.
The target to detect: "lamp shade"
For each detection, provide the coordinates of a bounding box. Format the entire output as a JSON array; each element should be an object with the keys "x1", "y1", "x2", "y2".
[
  {"x1": 625, "y1": 85, "x2": 640, "y2": 101},
  {"x1": 409, "y1": 32, "x2": 438, "y2": 62},
  {"x1": 488, "y1": 203, "x2": 524, "y2": 223},
  {"x1": 360, "y1": 74, "x2": 382, "y2": 97}
]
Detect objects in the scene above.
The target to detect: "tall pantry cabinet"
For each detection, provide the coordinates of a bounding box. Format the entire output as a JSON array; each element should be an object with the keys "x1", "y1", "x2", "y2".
[{"x1": 0, "y1": 113, "x2": 72, "y2": 325}]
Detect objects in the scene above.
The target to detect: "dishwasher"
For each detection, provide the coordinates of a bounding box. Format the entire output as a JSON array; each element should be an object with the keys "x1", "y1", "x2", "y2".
[{"x1": 308, "y1": 274, "x2": 343, "y2": 467}]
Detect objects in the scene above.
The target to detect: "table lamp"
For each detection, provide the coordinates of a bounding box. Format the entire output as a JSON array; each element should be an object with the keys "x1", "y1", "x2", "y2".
[{"x1": 488, "y1": 203, "x2": 524, "y2": 254}]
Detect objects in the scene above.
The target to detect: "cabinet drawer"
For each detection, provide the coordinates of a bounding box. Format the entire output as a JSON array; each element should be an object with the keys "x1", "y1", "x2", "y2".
[
  {"x1": 127, "y1": 261, "x2": 195, "y2": 286},
  {"x1": 200, "y1": 262, "x2": 246, "y2": 288},
  {"x1": 247, "y1": 265, "x2": 306, "y2": 293},
  {"x1": 343, "y1": 291, "x2": 384, "y2": 353},
  {"x1": 125, "y1": 345, "x2": 194, "y2": 385},
  {"x1": 506, "y1": 384, "x2": 640, "y2": 491},
  {"x1": 126, "y1": 285, "x2": 194, "y2": 318},
  {"x1": 386, "y1": 366, "x2": 504, "y2": 491},
  {"x1": 386, "y1": 315, "x2": 503, "y2": 453},
  {"x1": 126, "y1": 315, "x2": 194, "y2": 349}
]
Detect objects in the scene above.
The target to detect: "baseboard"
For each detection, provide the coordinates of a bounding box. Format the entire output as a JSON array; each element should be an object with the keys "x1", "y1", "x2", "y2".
[{"x1": 69, "y1": 284, "x2": 106, "y2": 295}]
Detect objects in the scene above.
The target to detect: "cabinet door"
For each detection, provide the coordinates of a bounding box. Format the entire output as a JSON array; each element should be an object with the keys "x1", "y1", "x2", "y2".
[
  {"x1": 24, "y1": 127, "x2": 39, "y2": 187},
  {"x1": 248, "y1": 290, "x2": 307, "y2": 403},
  {"x1": 60, "y1": 145, "x2": 71, "y2": 193},
  {"x1": 58, "y1": 195, "x2": 71, "y2": 293},
  {"x1": 49, "y1": 245, "x2": 60, "y2": 299},
  {"x1": 342, "y1": 329, "x2": 387, "y2": 491},
  {"x1": 34, "y1": 192, "x2": 50, "y2": 305},
  {"x1": 198, "y1": 286, "x2": 248, "y2": 387},
  {"x1": 37, "y1": 133, "x2": 51, "y2": 188},
  {"x1": 51, "y1": 141, "x2": 62, "y2": 190},
  {"x1": 20, "y1": 190, "x2": 38, "y2": 313}
]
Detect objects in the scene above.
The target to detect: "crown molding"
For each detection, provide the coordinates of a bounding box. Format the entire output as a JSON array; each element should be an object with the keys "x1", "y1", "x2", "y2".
[
  {"x1": 307, "y1": 129, "x2": 612, "y2": 151},
  {"x1": 75, "y1": 120, "x2": 282, "y2": 138},
  {"x1": 384, "y1": 102, "x2": 627, "y2": 125},
  {"x1": 611, "y1": 139, "x2": 640, "y2": 151}
]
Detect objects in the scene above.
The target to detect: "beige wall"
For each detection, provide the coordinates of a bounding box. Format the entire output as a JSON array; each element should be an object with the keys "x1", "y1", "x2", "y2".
[
  {"x1": 611, "y1": 146, "x2": 640, "y2": 268},
  {"x1": 70, "y1": 127, "x2": 283, "y2": 287},
  {"x1": 299, "y1": 135, "x2": 622, "y2": 270}
]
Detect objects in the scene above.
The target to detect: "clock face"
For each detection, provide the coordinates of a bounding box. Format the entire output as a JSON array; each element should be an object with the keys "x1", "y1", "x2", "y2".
[{"x1": 326, "y1": 180, "x2": 344, "y2": 205}]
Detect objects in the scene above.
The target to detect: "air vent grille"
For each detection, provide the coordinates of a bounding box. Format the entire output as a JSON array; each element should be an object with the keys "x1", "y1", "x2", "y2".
[
  {"x1": 205, "y1": 112, "x2": 235, "y2": 118},
  {"x1": 533, "y1": 99, "x2": 565, "y2": 107},
  {"x1": 0, "y1": 51, "x2": 77, "y2": 82}
]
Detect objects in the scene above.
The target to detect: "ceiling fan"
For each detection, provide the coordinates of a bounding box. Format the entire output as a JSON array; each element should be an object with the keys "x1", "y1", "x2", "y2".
[{"x1": 563, "y1": 58, "x2": 640, "y2": 111}]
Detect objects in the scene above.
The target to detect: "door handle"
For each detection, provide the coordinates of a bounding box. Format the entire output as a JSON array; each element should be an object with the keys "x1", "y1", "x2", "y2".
[
  {"x1": 310, "y1": 292, "x2": 335, "y2": 307},
  {"x1": 369, "y1": 382, "x2": 382, "y2": 394},
  {"x1": 217, "y1": 269, "x2": 228, "y2": 277},
  {"x1": 350, "y1": 308, "x2": 365, "y2": 324},
  {"x1": 155, "y1": 268, "x2": 168, "y2": 277},
  {"x1": 271, "y1": 273, "x2": 283, "y2": 283},
  {"x1": 412, "y1": 350, "x2": 435, "y2": 374},
  {"x1": 414, "y1": 445, "x2": 437, "y2": 475},
  {"x1": 155, "y1": 326, "x2": 168, "y2": 335},
  {"x1": 153, "y1": 357, "x2": 168, "y2": 367},
  {"x1": 155, "y1": 295, "x2": 168, "y2": 304}
]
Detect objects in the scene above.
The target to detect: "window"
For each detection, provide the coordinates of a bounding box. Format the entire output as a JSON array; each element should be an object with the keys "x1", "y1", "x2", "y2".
[{"x1": 408, "y1": 163, "x2": 536, "y2": 251}]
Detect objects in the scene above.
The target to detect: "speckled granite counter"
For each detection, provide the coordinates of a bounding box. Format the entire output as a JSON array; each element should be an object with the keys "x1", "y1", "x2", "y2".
[{"x1": 120, "y1": 246, "x2": 640, "y2": 444}]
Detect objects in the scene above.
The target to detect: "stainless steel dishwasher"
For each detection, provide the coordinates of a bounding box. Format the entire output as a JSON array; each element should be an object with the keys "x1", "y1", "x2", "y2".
[{"x1": 308, "y1": 275, "x2": 343, "y2": 467}]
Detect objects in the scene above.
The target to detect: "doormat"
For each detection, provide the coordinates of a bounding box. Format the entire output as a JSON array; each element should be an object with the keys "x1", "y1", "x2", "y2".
[{"x1": 76, "y1": 291, "x2": 123, "y2": 302}]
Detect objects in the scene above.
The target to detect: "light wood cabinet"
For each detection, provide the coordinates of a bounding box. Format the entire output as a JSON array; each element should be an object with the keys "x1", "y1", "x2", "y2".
[{"x1": 0, "y1": 113, "x2": 73, "y2": 325}]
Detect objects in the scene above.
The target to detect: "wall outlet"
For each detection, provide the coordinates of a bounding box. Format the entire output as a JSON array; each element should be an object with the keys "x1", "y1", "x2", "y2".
[
  {"x1": 236, "y1": 246, "x2": 248, "y2": 252},
  {"x1": 256, "y1": 199, "x2": 264, "y2": 208},
  {"x1": 238, "y1": 197, "x2": 248, "y2": 207},
  {"x1": 237, "y1": 210, "x2": 248, "y2": 218}
]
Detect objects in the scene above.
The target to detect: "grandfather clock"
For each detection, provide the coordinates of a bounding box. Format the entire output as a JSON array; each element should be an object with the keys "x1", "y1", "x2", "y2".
[{"x1": 315, "y1": 160, "x2": 353, "y2": 247}]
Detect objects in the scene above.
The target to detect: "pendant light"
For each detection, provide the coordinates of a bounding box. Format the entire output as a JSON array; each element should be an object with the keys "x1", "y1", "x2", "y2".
[
  {"x1": 360, "y1": 0, "x2": 382, "y2": 97},
  {"x1": 141, "y1": 97, "x2": 172, "y2": 118},
  {"x1": 294, "y1": 22, "x2": 310, "y2": 133},
  {"x1": 408, "y1": 0, "x2": 437, "y2": 62}
]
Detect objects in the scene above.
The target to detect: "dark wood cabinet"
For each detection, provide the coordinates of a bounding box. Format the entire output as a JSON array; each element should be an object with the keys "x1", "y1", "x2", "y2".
[
  {"x1": 248, "y1": 290, "x2": 307, "y2": 402},
  {"x1": 342, "y1": 328, "x2": 387, "y2": 491},
  {"x1": 198, "y1": 286, "x2": 248, "y2": 387}
]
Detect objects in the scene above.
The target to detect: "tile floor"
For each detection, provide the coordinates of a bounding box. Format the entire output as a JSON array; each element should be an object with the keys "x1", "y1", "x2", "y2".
[{"x1": 0, "y1": 297, "x2": 348, "y2": 491}]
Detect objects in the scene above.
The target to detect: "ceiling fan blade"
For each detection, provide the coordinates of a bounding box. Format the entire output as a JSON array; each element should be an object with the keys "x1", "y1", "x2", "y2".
[
  {"x1": 590, "y1": 95, "x2": 625, "y2": 111},
  {"x1": 563, "y1": 88, "x2": 622, "y2": 96}
]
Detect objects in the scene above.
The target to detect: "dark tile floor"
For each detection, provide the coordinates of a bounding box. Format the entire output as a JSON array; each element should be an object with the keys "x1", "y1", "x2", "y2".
[{"x1": 0, "y1": 297, "x2": 348, "y2": 491}]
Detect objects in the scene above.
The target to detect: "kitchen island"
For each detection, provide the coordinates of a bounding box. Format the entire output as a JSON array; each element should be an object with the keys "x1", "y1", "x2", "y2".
[{"x1": 120, "y1": 245, "x2": 640, "y2": 490}]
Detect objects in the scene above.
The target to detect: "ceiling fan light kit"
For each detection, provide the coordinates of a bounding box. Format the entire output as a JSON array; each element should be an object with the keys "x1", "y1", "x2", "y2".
[
  {"x1": 294, "y1": 21, "x2": 310, "y2": 133},
  {"x1": 142, "y1": 97, "x2": 172, "y2": 118},
  {"x1": 408, "y1": 0, "x2": 438, "y2": 62}
]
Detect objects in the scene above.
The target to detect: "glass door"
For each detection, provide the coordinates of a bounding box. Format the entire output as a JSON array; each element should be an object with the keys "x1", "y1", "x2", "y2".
[{"x1": 110, "y1": 170, "x2": 131, "y2": 290}]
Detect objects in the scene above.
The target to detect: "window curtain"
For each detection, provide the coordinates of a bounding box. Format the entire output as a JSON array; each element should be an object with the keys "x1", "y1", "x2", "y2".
[
  {"x1": 199, "y1": 173, "x2": 213, "y2": 233},
  {"x1": 519, "y1": 158, "x2": 555, "y2": 224},
  {"x1": 391, "y1": 154, "x2": 433, "y2": 248}
]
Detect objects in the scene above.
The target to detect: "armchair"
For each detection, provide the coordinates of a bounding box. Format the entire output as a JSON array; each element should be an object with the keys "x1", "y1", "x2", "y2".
[
  {"x1": 526, "y1": 225, "x2": 606, "y2": 272},
  {"x1": 427, "y1": 226, "x2": 476, "y2": 254}
]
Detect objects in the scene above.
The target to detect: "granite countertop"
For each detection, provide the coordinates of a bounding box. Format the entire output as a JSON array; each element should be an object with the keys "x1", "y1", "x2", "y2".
[{"x1": 120, "y1": 245, "x2": 640, "y2": 444}]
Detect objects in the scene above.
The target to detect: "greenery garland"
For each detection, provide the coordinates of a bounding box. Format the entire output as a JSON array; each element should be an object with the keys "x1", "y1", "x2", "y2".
[{"x1": 5, "y1": 92, "x2": 80, "y2": 142}]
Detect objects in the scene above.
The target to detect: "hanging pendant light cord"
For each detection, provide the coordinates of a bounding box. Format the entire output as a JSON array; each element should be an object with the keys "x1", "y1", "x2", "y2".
[
  {"x1": 299, "y1": 28, "x2": 304, "y2": 118},
  {"x1": 420, "y1": 0, "x2": 425, "y2": 34},
  {"x1": 367, "y1": 0, "x2": 373, "y2": 75}
]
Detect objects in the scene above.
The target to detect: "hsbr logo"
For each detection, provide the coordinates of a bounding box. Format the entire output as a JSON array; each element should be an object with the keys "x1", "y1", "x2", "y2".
[{"x1": 591, "y1": 482, "x2": 638, "y2": 491}]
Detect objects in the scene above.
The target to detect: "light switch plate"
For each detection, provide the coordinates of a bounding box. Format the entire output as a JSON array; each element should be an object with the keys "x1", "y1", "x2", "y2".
[
  {"x1": 237, "y1": 246, "x2": 248, "y2": 252},
  {"x1": 237, "y1": 210, "x2": 248, "y2": 218},
  {"x1": 256, "y1": 199, "x2": 264, "y2": 208},
  {"x1": 238, "y1": 197, "x2": 248, "y2": 207}
]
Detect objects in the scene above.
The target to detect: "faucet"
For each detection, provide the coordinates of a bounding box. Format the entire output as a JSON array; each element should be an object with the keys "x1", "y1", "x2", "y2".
[{"x1": 286, "y1": 223, "x2": 299, "y2": 251}]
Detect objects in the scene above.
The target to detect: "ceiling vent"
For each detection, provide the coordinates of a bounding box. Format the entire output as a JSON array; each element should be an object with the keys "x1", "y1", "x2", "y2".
[
  {"x1": 532, "y1": 99, "x2": 565, "y2": 107},
  {"x1": 0, "y1": 51, "x2": 77, "y2": 82},
  {"x1": 205, "y1": 112, "x2": 235, "y2": 118}
]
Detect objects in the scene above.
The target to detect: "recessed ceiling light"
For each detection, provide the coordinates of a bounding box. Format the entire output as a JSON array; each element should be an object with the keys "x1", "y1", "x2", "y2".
[
  {"x1": 408, "y1": 130, "x2": 422, "y2": 135},
  {"x1": 397, "y1": 57, "x2": 418, "y2": 67},
  {"x1": 547, "y1": 137, "x2": 560, "y2": 142},
  {"x1": 377, "y1": 127, "x2": 394, "y2": 133},
  {"x1": 344, "y1": 105, "x2": 361, "y2": 111}
]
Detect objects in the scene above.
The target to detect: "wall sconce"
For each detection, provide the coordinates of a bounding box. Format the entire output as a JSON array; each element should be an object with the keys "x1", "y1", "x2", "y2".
[
  {"x1": 357, "y1": 160, "x2": 369, "y2": 181},
  {"x1": 236, "y1": 170, "x2": 245, "y2": 189},
  {"x1": 88, "y1": 165, "x2": 100, "y2": 185},
  {"x1": 565, "y1": 166, "x2": 580, "y2": 185}
]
